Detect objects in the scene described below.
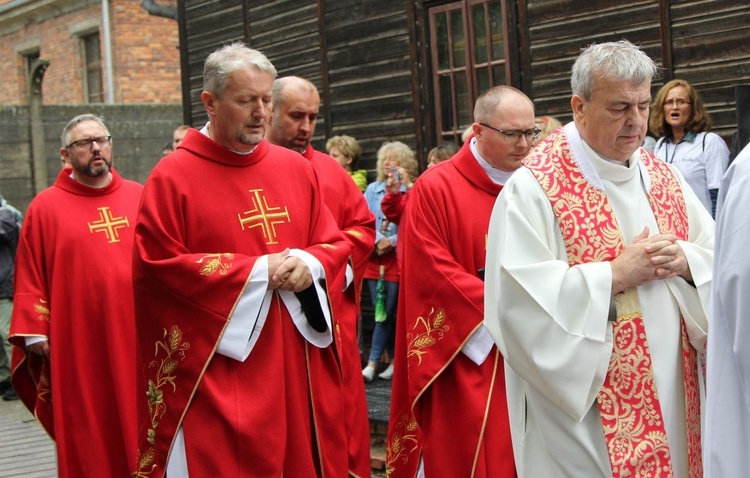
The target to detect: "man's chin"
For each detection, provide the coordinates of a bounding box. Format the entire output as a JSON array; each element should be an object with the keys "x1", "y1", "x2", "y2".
[{"x1": 239, "y1": 134, "x2": 263, "y2": 146}]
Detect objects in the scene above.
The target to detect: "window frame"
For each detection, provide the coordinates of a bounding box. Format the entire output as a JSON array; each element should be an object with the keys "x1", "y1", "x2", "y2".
[
  {"x1": 81, "y1": 32, "x2": 104, "y2": 104},
  {"x1": 427, "y1": 0, "x2": 516, "y2": 145}
]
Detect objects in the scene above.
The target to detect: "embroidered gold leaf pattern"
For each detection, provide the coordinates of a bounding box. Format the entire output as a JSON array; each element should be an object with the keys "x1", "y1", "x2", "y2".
[
  {"x1": 34, "y1": 299, "x2": 50, "y2": 322},
  {"x1": 135, "y1": 446, "x2": 156, "y2": 477},
  {"x1": 407, "y1": 307, "x2": 449, "y2": 366},
  {"x1": 196, "y1": 253, "x2": 234, "y2": 276},
  {"x1": 136, "y1": 326, "x2": 190, "y2": 476},
  {"x1": 386, "y1": 412, "x2": 420, "y2": 476}
]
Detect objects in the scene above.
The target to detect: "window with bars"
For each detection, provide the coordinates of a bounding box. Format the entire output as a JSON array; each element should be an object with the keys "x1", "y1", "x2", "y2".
[
  {"x1": 82, "y1": 33, "x2": 103, "y2": 103},
  {"x1": 429, "y1": 0, "x2": 512, "y2": 145}
]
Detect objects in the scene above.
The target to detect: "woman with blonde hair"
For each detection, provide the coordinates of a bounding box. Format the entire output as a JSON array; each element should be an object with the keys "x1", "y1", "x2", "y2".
[
  {"x1": 326, "y1": 135, "x2": 367, "y2": 192},
  {"x1": 650, "y1": 78, "x2": 729, "y2": 216},
  {"x1": 362, "y1": 141, "x2": 416, "y2": 381},
  {"x1": 533, "y1": 115, "x2": 562, "y2": 146}
]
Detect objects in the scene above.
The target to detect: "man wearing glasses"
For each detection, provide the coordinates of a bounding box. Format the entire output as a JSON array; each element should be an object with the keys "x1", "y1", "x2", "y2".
[
  {"x1": 9, "y1": 114, "x2": 142, "y2": 476},
  {"x1": 386, "y1": 85, "x2": 534, "y2": 478}
]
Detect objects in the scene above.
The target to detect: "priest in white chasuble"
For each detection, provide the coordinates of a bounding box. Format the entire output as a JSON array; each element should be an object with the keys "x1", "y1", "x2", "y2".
[{"x1": 485, "y1": 40, "x2": 714, "y2": 478}]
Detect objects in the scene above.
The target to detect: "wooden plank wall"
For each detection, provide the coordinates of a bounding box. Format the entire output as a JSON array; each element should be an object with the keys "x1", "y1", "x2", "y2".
[
  {"x1": 178, "y1": 0, "x2": 416, "y2": 174},
  {"x1": 669, "y1": 0, "x2": 750, "y2": 137},
  {"x1": 522, "y1": 0, "x2": 750, "y2": 140},
  {"x1": 523, "y1": 0, "x2": 663, "y2": 124},
  {"x1": 177, "y1": 1, "x2": 750, "y2": 166},
  {"x1": 179, "y1": 0, "x2": 249, "y2": 126},
  {"x1": 320, "y1": 0, "x2": 415, "y2": 172}
]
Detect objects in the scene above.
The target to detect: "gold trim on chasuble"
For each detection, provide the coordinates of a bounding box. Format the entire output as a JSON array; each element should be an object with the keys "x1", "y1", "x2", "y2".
[
  {"x1": 524, "y1": 132, "x2": 701, "y2": 477},
  {"x1": 25, "y1": 298, "x2": 52, "y2": 405},
  {"x1": 237, "y1": 189, "x2": 290, "y2": 245},
  {"x1": 136, "y1": 326, "x2": 190, "y2": 477},
  {"x1": 88, "y1": 206, "x2": 130, "y2": 243}
]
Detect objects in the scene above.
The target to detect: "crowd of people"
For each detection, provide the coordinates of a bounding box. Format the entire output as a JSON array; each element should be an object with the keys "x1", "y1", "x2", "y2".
[{"x1": 0, "y1": 38, "x2": 747, "y2": 478}]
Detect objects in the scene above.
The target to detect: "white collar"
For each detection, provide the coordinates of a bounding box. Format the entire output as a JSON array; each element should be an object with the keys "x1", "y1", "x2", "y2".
[
  {"x1": 469, "y1": 137, "x2": 514, "y2": 186},
  {"x1": 564, "y1": 122, "x2": 651, "y2": 193}
]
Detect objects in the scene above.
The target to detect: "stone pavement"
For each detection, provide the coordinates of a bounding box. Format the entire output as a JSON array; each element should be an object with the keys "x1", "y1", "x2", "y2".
[
  {"x1": 0, "y1": 376, "x2": 391, "y2": 477},
  {"x1": 365, "y1": 376, "x2": 391, "y2": 477},
  {"x1": 0, "y1": 398, "x2": 56, "y2": 477}
]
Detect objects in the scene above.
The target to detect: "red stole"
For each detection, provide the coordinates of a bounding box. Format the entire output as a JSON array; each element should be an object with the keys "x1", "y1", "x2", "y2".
[{"x1": 525, "y1": 128, "x2": 702, "y2": 477}]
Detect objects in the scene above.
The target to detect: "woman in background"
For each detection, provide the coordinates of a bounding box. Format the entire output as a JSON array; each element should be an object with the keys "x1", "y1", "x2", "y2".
[
  {"x1": 382, "y1": 143, "x2": 456, "y2": 225},
  {"x1": 327, "y1": 135, "x2": 368, "y2": 192},
  {"x1": 650, "y1": 79, "x2": 729, "y2": 216},
  {"x1": 362, "y1": 141, "x2": 416, "y2": 382},
  {"x1": 533, "y1": 115, "x2": 562, "y2": 147}
]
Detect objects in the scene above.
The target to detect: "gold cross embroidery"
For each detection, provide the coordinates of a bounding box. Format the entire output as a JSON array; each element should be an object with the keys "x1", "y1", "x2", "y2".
[
  {"x1": 88, "y1": 206, "x2": 130, "y2": 243},
  {"x1": 238, "y1": 189, "x2": 290, "y2": 245}
]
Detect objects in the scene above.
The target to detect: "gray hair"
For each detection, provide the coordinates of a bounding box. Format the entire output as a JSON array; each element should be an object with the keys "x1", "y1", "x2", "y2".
[
  {"x1": 61, "y1": 114, "x2": 109, "y2": 148},
  {"x1": 203, "y1": 42, "x2": 277, "y2": 98},
  {"x1": 571, "y1": 40, "x2": 657, "y2": 101},
  {"x1": 473, "y1": 85, "x2": 532, "y2": 123}
]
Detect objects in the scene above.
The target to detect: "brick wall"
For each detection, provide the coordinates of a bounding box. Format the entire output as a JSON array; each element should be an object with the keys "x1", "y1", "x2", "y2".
[{"x1": 0, "y1": 0, "x2": 180, "y2": 105}]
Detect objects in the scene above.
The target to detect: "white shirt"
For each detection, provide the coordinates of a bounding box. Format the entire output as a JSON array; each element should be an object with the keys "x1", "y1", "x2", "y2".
[{"x1": 654, "y1": 131, "x2": 729, "y2": 214}]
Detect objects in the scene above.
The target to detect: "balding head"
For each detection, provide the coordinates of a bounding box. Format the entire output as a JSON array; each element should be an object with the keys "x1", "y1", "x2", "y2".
[
  {"x1": 266, "y1": 76, "x2": 321, "y2": 153},
  {"x1": 471, "y1": 86, "x2": 536, "y2": 172}
]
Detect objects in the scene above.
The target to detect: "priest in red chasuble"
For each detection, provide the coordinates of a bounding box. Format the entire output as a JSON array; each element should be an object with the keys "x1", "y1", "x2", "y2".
[
  {"x1": 386, "y1": 86, "x2": 535, "y2": 477},
  {"x1": 132, "y1": 43, "x2": 353, "y2": 477},
  {"x1": 485, "y1": 41, "x2": 713, "y2": 478},
  {"x1": 9, "y1": 114, "x2": 142, "y2": 477},
  {"x1": 267, "y1": 75, "x2": 375, "y2": 478}
]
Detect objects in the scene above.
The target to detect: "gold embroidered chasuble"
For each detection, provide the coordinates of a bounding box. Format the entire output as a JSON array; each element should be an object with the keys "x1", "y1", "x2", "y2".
[{"x1": 133, "y1": 131, "x2": 352, "y2": 477}]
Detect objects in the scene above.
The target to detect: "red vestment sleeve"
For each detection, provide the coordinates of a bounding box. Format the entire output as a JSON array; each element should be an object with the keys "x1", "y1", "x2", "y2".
[{"x1": 381, "y1": 190, "x2": 408, "y2": 225}]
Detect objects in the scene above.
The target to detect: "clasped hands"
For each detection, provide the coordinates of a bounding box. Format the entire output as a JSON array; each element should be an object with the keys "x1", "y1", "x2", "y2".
[
  {"x1": 268, "y1": 248, "x2": 313, "y2": 292},
  {"x1": 610, "y1": 226, "x2": 692, "y2": 295}
]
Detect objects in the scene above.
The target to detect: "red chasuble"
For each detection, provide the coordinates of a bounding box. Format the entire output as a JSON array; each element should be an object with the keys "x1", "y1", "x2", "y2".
[
  {"x1": 303, "y1": 145, "x2": 375, "y2": 478},
  {"x1": 133, "y1": 129, "x2": 352, "y2": 477},
  {"x1": 386, "y1": 142, "x2": 515, "y2": 477},
  {"x1": 9, "y1": 168, "x2": 142, "y2": 477}
]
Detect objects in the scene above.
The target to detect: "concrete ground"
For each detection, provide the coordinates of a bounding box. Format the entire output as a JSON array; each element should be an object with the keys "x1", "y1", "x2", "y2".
[{"x1": 0, "y1": 397, "x2": 56, "y2": 477}]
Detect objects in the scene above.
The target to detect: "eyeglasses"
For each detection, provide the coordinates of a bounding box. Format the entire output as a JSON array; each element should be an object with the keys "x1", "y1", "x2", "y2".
[
  {"x1": 664, "y1": 99, "x2": 690, "y2": 108},
  {"x1": 66, "y1": 136, "x2": 112, "y2": 151},
  {"x1": 479, "y1": 123, "x2": 541, "y2": 143}
]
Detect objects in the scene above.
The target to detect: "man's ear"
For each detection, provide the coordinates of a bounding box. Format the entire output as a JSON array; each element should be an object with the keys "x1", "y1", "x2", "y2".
[
  {"x1": 201, "y1": 91, "x2": 215, "y2": 116},
  {"x1": 571, "y1": 95, "x2": 585, "y2": 122}
]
